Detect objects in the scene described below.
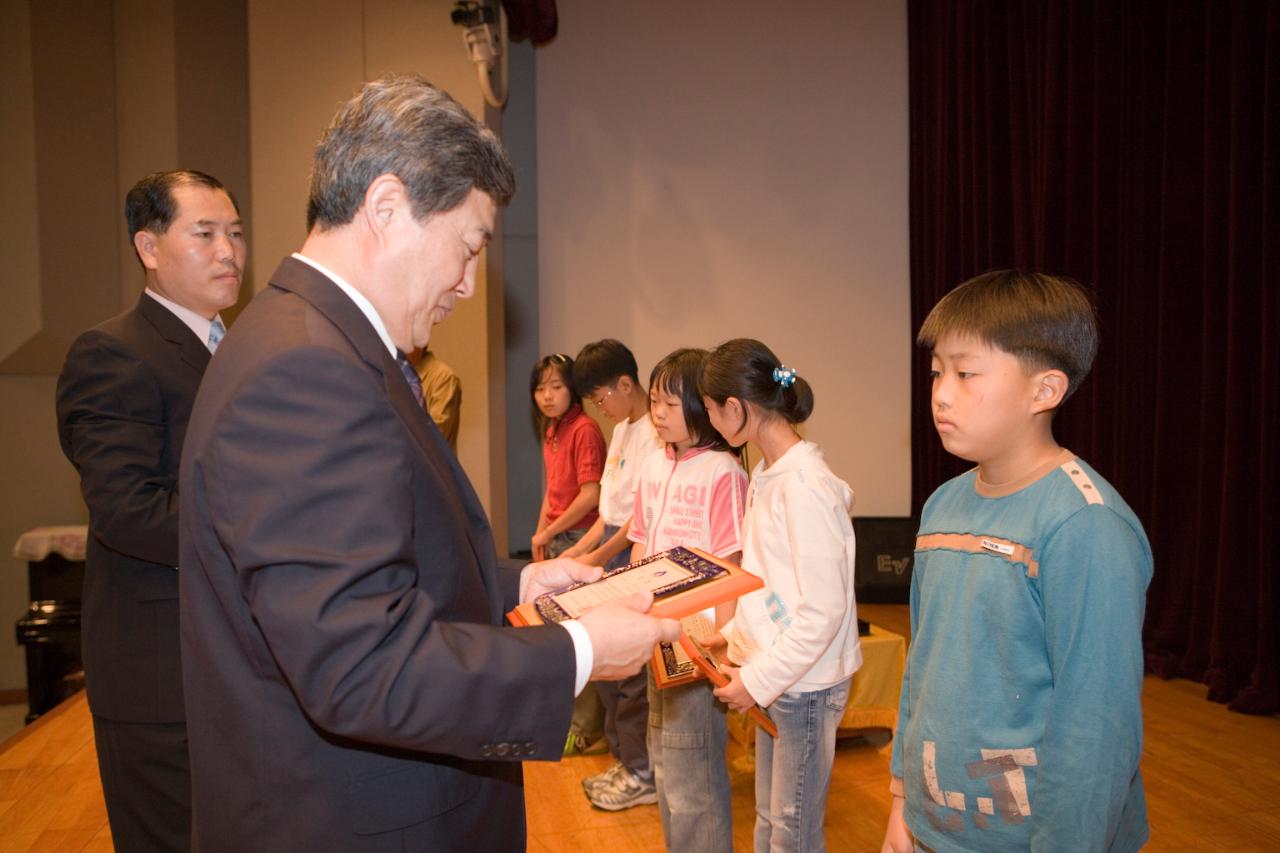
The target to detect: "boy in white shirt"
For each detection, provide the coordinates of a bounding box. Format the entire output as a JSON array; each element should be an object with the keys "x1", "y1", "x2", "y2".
[{"x1": 563, "y1": 339, "x2": 666, "y2": 808}]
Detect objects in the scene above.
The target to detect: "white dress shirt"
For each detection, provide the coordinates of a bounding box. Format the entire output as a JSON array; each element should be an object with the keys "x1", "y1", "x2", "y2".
[{"x1": 145, "y1": 288, "x2": 224, "y2": 354}]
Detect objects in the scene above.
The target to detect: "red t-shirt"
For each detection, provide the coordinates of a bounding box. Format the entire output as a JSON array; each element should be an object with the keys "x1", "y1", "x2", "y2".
[{"x1": 543, "y1": 405, "x2": 606, "y2": 529}]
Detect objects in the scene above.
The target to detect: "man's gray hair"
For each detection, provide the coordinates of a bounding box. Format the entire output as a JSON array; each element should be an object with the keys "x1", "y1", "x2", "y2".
[{"x1": 306, "y1": 74, "x2": 515, "y2": 231}]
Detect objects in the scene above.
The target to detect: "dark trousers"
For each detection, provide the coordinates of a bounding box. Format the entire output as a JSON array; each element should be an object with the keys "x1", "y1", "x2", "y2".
[
  {"x1": 92, "y1": 714, "x2": 191, "y2": 852},
  {"x1": 597, "y1": 671, "x2": 651, "y2": 775},
  {"x1": 596, "y1": 524, "x2": 651, "y2": 775}
]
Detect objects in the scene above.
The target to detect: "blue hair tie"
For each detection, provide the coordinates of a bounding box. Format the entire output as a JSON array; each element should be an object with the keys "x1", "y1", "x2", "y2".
[{"x1": 772, "y1": 366, "x2": 797, "y2": 388}]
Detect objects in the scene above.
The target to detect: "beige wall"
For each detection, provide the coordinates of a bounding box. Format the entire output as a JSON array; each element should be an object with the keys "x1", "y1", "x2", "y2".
[
  {"x1": 247, "y1": 0, "x2": 510, "y2": 550},
  {"x1": 536, "y1": 0, "x2": 912, "y2": 515},
  {"x1": 0, "y1": 0, "x2": 250, "y2": 691},
  {"x1": 0, "y1": 0, "x2": 70, "y2": 686},
  {"x1": 0, "y1": 5, "x2": 84, "y2": 693}
]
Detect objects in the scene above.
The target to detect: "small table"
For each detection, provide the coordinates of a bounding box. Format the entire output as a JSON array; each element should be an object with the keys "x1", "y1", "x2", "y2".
[{"x1": 838, "y1": 623, "x2": 906, "y2": 733}]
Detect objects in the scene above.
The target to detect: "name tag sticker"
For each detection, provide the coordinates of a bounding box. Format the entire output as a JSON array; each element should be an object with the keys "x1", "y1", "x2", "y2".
[{"x1": 980, "y1": 538, "x2": 1016, "y2": 556}]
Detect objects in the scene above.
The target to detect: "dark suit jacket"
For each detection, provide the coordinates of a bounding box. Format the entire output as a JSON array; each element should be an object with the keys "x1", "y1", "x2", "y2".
[
  {"x1": 56, "y1": 292, "x2": 210, "y2": 723},
  {"x1": 179, "y1": 257, "x2": 575, "y2": 851}
]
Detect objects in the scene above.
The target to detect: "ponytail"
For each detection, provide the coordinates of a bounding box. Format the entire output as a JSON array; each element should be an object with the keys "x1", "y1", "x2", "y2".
[{"x1": 700, "y1": 339, "x2": 814, "y2": 425}]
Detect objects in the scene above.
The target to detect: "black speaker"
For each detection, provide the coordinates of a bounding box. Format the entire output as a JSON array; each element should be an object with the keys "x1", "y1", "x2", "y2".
[{"x1": 853, "y1": 516, "x2": 918, "y2": 604}]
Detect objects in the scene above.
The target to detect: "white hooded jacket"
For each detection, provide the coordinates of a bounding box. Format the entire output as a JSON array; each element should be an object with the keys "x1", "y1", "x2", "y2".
[{"x1": 726, "y1": 440, "x2": 863, "y2": 707}]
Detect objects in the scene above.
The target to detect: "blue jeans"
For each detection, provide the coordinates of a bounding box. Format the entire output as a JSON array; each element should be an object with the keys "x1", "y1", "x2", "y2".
[
  {"x1": 648, "y1": 671, "x2": 732, "y2": 853},
  {"x1": 546, "y1": 526, "x2": 587, "y2": 558},
  {"x1": 753, "y1": 681, "x2": 850, "y2": 852}
]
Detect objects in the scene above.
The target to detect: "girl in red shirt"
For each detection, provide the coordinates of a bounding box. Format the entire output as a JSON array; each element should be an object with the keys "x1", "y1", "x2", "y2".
[{"x1": 530, "y1": 352, "x2": 606, "y2": 560}]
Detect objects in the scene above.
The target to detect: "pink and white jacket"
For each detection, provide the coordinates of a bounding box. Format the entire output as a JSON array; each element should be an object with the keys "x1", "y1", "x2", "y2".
[{"x1": 629, "y1": 445, "x2": 747, "y2": 561}]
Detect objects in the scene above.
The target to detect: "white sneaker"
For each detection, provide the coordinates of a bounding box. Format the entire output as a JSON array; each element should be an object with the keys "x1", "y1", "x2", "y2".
[
  {"x1": 581, "y1": 761, "x2": 624, "y2": 795},
  {"x1": 587, "y1": 767, "x2": 657, "y2": 811}
]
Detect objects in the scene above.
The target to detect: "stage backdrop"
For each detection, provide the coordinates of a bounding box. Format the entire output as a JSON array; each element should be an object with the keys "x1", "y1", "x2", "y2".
[
  {"x1": 908, "y1": 1, "x2": 1278, "y2": 714},
  {"x1": 536, "y1": 0, "x2": 913, "y2": 519}
]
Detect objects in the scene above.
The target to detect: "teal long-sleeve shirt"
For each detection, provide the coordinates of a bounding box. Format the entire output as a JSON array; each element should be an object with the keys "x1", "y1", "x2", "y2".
[{"x1": 890, "y1": 453, "x2": 1152, "y2": 852}]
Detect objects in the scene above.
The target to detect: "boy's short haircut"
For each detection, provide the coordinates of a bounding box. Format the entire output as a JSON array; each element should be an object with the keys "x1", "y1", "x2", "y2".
[
  {"x1": 917, "y1": 269, "x2": 1099, "y2": 401},
  {"x1": 572, "y1": 339, "x2": 640, "y2": 396}
]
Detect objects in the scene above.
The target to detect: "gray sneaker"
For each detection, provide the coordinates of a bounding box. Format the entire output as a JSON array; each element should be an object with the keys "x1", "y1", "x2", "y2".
[
  {"x1": 581, "y1": 761, "x2": 624, "y2": 795},
  {"x1": 586, "y1": 767, "x2": 657, "y2": 811}
]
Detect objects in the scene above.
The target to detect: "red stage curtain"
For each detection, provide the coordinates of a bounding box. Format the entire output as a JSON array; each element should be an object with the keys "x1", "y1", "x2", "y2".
[
  {"x1": 908, "y1": 1, "x2": 1278, "y2": 714},
  {"x1": 502, "y1": 0, "x2": 557, "y2": 45}
]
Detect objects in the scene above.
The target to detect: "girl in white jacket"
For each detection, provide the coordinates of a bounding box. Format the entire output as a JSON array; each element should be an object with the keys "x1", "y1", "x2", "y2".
[{"x1": 700, "y1": 338, "x2": 863, "y2": 853}]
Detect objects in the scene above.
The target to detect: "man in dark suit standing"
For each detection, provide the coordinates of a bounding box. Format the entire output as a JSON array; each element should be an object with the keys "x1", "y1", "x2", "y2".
[
  {"x1": 178, "y1": 75, "x2": 675, "y2": 851},
  {"x1": 56, "y1": 170, "x2": 245, "y2": 851}
]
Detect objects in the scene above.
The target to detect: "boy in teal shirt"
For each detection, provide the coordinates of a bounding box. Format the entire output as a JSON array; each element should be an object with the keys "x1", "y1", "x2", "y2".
[{"x1": 883, "y1": 271, "x2": 1152, "y2": 852}]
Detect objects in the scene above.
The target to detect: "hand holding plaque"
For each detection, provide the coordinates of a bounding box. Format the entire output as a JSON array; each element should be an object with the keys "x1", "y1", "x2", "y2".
[
  {"x1": 578, "y1": 592, "x2": 681, "y2": 681},
  {"x1": 507, "y1": 547, "x2": 763, "y2": 627},
  {"x1": 684, "y1": 633, "x2": 778, "y2": 738}
]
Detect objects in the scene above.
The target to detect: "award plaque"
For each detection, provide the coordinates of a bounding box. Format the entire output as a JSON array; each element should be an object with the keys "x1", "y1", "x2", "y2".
[
  {"x1": 680, "y1": 632, "x2": 778, "y2": 738},
  {"x1": 507, "y1": 546, "x2": 762, "y2": 627},
  {"x1": 652, "y1": 613, "x2": 715, "y2": 688}
]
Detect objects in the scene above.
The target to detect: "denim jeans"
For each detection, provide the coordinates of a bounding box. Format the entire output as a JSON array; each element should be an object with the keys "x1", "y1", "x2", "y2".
[
  {"x1": 753, "y1": 680, "x2": 850, "y2": 852},
  {"x1": 546, "y1": 526, "x2": 587, "y2": 558},
  {"x1": 648, "y1": 671, "x2": 733, "y2": 853}
]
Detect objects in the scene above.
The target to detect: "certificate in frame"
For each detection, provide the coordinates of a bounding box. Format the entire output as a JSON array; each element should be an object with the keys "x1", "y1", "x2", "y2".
[{"x1": 507, "y1": 546, "x2": 762, "y2": 627}]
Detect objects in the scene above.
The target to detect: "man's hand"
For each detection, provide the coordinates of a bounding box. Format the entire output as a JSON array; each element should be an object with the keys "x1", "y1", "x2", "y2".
[
  {"x1": 522, "y1": 557, "x2": 602, "y2": 603},
  {"x1": 881, "y1": 794, "x2": 913, "y2": 853},
  {"x1": 702, "y1": 631, "x2": 727, "y2": 651},
  {"x1": 711, "y1": 663, "x2": 756, "y2": 713},
  {"x1": 578, "y1": 592, "x2": 680, "y2": 680}
]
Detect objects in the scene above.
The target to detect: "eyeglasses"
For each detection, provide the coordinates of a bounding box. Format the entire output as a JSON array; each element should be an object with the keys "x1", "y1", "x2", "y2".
[{"x1": 590, "y1": 387, "x2": 615, "y2": 410}]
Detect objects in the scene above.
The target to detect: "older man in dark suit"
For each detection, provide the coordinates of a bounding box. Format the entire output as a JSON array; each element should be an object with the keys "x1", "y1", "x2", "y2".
[
  {"x1": 56, "y1": 170, "x2": 245, "y2": 851},
  {"x1": 177, "y1": 76, "x2": 676, "y2": 851}
]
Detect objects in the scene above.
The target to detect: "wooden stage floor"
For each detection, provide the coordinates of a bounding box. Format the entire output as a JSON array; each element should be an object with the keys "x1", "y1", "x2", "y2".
[{"x1": 2, "y1": 605, "x2": 1277, "y2": 851}]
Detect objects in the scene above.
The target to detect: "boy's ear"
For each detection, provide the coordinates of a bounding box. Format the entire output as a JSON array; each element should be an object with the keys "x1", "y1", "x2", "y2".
[
  {"x1": 1031, "y1": 369, "x2": 1069, "y2": 413},
  {"x1": 616, "y1": 376, "x2": 633, "y2": 395}
]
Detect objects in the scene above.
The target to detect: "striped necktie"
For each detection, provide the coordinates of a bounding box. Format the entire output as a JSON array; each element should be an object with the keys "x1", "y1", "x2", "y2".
[
  {"x1": 207, "y1": 317, "x2": 226, "y2": 353},
  {"x1": 396, "y1": 352, "x2": 425, "y2": 408}
]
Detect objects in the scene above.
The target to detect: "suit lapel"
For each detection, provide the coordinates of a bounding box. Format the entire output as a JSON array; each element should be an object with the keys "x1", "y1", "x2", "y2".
[
  {"x1": 269, "y1": 259, "x2": 453, "y2": 481},
  {"x1": 268, "y1": 258, "x2": 505, "y2": 620},
  {"x1": 136, "y1": 292, "x2": 211, "y2": 376},
  {"x1": 424, "y1": 410, "x2": 507, "y2": 620},
  {"x1": 380, "y1": 347, "x2": 460, "y2": 483},
  {"x1": 380, "y1": 348, "x2": 506, "y2": 622}
]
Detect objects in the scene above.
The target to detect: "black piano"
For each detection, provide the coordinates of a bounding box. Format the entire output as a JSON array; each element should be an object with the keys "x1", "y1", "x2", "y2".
[{"x1": 13, "y1": 526, "x2": 86, "y2": 723}]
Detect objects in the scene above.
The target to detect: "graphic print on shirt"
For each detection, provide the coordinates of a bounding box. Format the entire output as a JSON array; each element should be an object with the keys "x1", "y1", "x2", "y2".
[
  {"x1": 920, "y1": 740, "x2": 1038, "y2": 833},
  {"x1": 764, "y1": 591, "x2": 791, "y2": 629},
  {"x1": 645, "y1": 479, "x2": 710, "y2": 547},
  {"x1": 915, "y1": 532, "x2": 1040, "y2": 578},
  {"x1": 602, "y1": 447, "x2": 625, "y2": 486},
  {"x1": 632, "y1": 448, "x2": 745, "y2": 561}
]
